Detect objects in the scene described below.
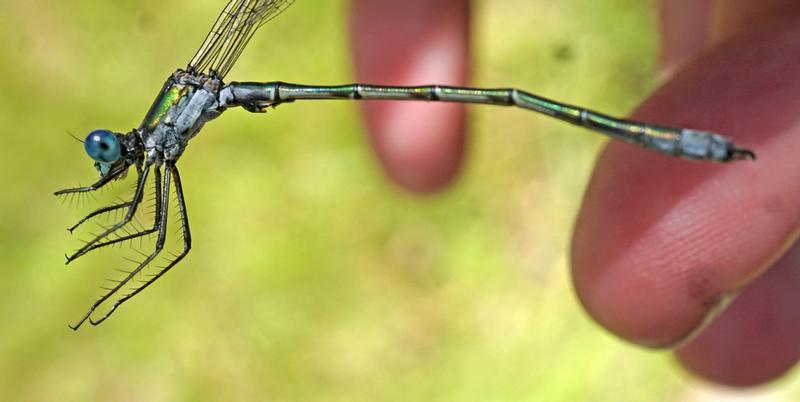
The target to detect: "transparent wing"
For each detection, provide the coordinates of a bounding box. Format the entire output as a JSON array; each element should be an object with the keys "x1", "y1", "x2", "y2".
[{"x1": 188, "y1": 0, "x2": 295, "y2": 79}]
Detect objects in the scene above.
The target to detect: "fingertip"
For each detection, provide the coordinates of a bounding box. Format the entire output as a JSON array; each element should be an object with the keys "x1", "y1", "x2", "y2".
[
  {"x1": 657, "y1": 0, "x2": 712, "y2": 79},
  {"x1": 363, "y1": 101, "x2": 465, "y2": 193},
  {"x1": 350, "y1": 0, "x2": 471, "y2": 193},
  {"x1": 572, "y1": 19, "x2": 800, "y2": 347},
  {"x1": 571, "y1": 144, "x2": 755, "y2": 348}
]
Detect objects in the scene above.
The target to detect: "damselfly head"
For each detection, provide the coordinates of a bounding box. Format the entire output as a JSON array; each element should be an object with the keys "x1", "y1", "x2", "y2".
[
  {"x1": 83, "y1": 129, "x2": 145, "y2": 180},
  {"x1": 84, "y1": 129, "x2": 126, "y2": 177}
]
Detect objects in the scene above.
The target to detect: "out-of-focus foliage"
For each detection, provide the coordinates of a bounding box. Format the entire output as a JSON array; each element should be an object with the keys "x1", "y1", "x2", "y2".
[{"x1": 1, "y1": 0, "x2": 797, "y2": 401}]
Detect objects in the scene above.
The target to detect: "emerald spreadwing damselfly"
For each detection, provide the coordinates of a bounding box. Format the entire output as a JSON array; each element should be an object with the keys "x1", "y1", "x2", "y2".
[{"x1": 56, "y1": 0, "x2": 755, "y2": 330}]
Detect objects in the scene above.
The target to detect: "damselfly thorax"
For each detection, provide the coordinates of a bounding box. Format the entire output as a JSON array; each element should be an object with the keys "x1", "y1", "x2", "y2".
[{"x1": 139, "y1": 70, "x2": 225, "y2": 163}]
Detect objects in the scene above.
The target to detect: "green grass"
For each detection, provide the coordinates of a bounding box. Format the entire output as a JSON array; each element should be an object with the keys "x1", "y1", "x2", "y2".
[{"x1": 2, "y1": 1, "x2": 796, "y2": 401}]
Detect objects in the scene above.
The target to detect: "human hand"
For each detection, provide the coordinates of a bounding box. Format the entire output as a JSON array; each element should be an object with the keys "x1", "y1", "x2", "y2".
[{"x1": 350, "y1": 0, "x2": 800, "y2": 386}]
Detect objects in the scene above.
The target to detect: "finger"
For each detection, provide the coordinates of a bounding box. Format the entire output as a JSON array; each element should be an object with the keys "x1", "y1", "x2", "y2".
[
  {"x1": 349, "y1": 0, "x2": 471, "y2": 193},
  {"x1": 710, "y1": 0, "x2": 800, "y2": 44},
  {"x1": 571, "y1": 17, "x2": 800, "y2": 348},
  {"x1": 658, "y1": 0, "x2": 713, "y2": 79},
  {"x1": 676, "y1": 239, "x2": 800, "y2": 387}
]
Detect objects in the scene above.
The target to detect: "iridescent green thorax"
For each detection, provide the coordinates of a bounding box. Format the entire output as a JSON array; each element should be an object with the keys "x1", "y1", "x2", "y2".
[{"x1": 142, "y1": 83, "x2": 190, "y2": 131}]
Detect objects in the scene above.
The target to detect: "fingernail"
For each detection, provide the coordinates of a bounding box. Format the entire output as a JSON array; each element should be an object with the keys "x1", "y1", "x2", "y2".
[{"x1": 662, "y1": 290, "x2": 739, "y2": 349}]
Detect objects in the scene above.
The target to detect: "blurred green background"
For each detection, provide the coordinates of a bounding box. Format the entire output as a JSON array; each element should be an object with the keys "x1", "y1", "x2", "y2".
[{"x1": 1, "y1": 0, "x2": 798, "y2": 401}]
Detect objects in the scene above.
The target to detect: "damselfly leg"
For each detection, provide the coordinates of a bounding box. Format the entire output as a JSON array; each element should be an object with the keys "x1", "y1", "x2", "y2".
[
  {"x1": 65, "y1": 168, "x2": 163, "y2": 262},
  {"x1": 67, "y1": 201, "x2": 134, "y2": 233},
  {"x1": 60, "y1": 166, "x2": 152, "y2": 264},
  {"x1": 67, "y1": 163, "x2": 186, "y2": 329},
  {"x1": 54, "y1": 164, "x2": 129, "y2": 198},
  {"x1": 86, "y1": 163, "x2": 192, "y2": 327}
]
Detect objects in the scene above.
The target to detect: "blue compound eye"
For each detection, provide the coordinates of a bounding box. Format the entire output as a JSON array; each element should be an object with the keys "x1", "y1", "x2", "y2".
[{"x1": 84, "y1": 129, "x2": 122, "y2": 163}]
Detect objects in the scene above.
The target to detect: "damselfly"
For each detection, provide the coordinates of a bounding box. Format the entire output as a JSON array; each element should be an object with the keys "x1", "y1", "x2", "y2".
[{"x1": 57, "y1": 0, "x2": 754, "y2": 330}]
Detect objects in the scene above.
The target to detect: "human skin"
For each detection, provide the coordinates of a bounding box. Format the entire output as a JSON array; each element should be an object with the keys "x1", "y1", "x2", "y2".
[{"x1": 350, "y1": 0, "x2": 800, "y2": 387}]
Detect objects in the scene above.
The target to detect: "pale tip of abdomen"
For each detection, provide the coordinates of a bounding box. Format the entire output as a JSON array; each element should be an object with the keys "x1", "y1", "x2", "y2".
[{"x1": 679, "y1": 129, "x2": 755, "y2": 163}]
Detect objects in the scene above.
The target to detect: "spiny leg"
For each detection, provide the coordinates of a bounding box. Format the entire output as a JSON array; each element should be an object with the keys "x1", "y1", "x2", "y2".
[
  {"x1": 56, "y1": 166, "x2": 131, "y2": 210},
  {"x1": 89, "y1": 162, "x2": 192, "y2": 326},
  {"x1": 70, "y1": 164, "x2": 172, "y2": 330},
  {"x1": 68, "y1": 201, "x2": 133, "y2": 233},
  {"x1": 65, "y1": 165, "x2": 152, "y2": 264},
  {"x1": 54, "y1": 165, "x2": 128, "y2": 197},
  {"x1": 70, "y1": 167, "x2": 164, "y2": 257},
  {"x1": 66, "y1": 166, "x2": 149, "y2": 233}
]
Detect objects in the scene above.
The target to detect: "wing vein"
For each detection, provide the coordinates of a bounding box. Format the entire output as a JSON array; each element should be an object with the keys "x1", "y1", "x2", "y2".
[{"x1": 187, "y1": 0, "x2": 295, "y2": 78}]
